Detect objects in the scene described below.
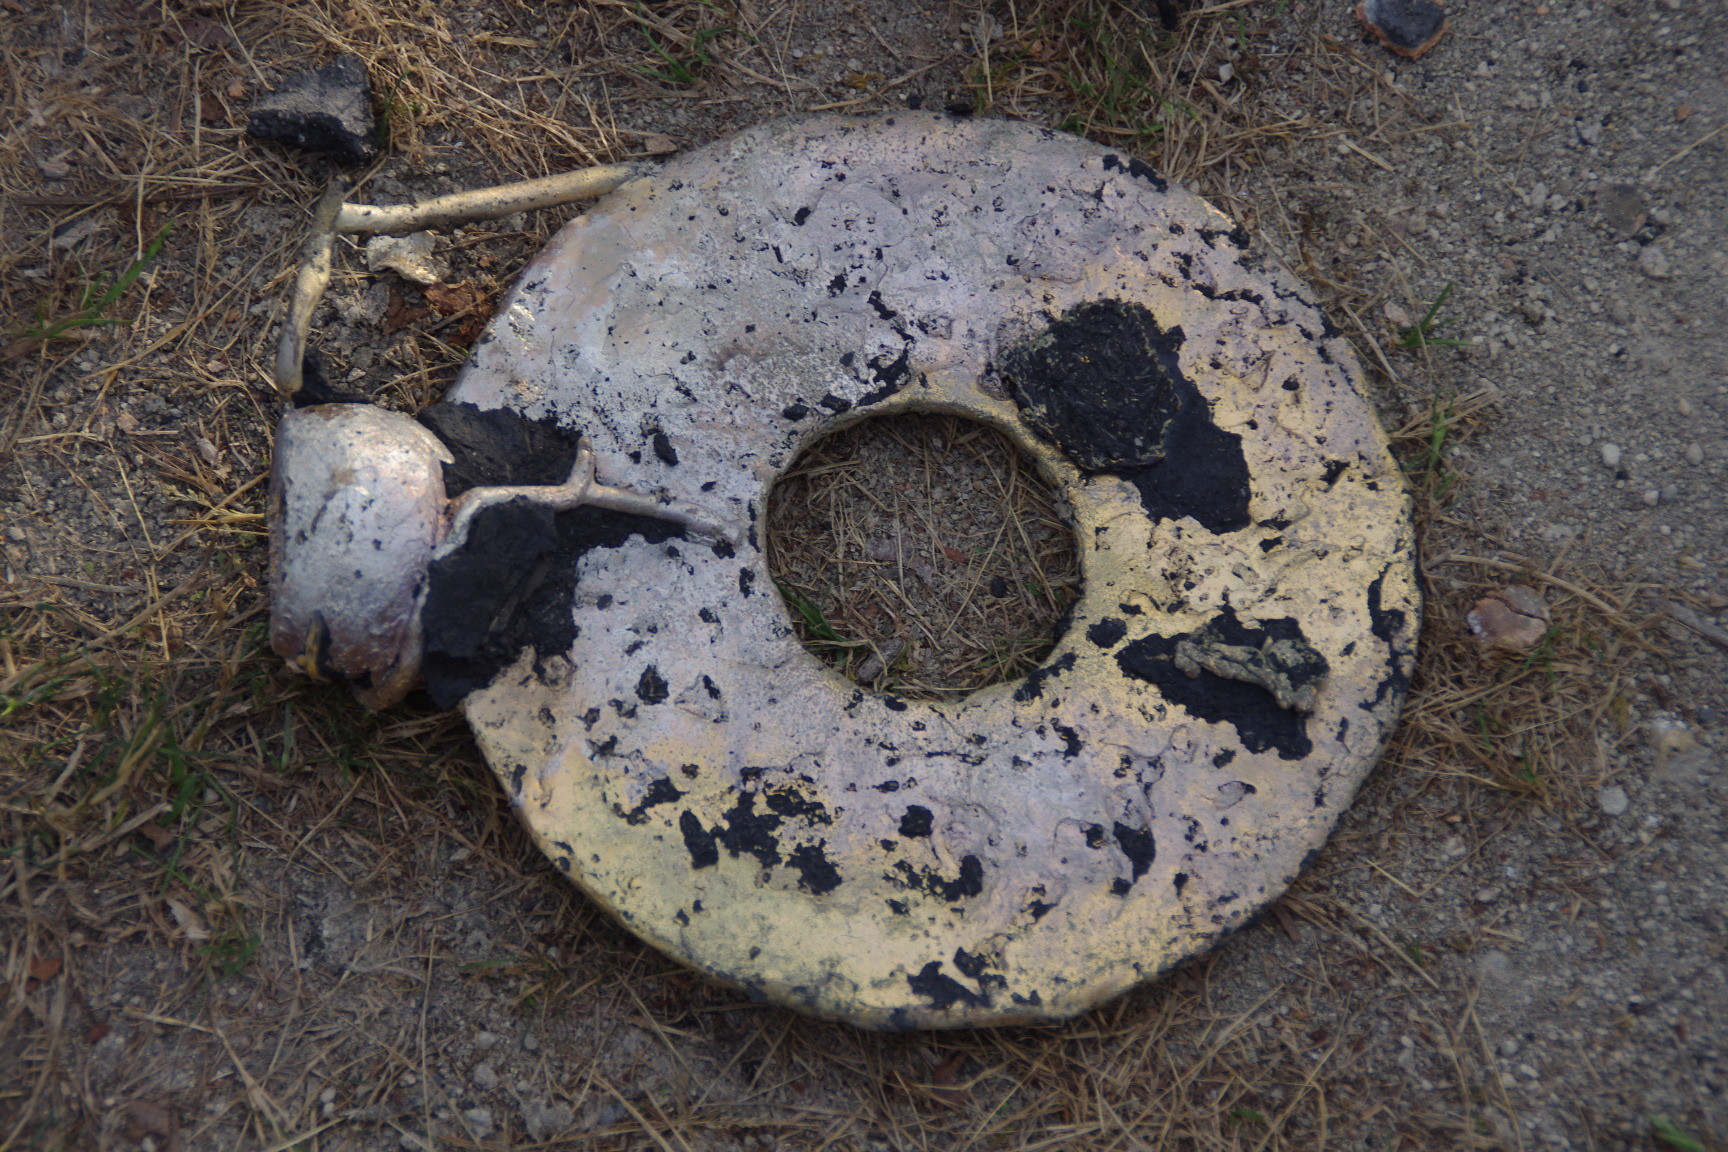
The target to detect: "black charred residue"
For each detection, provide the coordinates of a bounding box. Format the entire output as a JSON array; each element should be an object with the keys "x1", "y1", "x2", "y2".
[
  {"x1": 739, "y1": 568, "x2": 756, "y2": 596},
  {"x1": 867, "y1": 291, "x2": 899, "y2": 321},
  {"x1": 998, "y1": 300, "x2": 1250, "y2": 532},
  {"x1": 1321, "y1": 460, "x2": 1348, "y2": 487},
  {"x1": 1364, "y1": 568, "x2": 1414, "y2": 707},
  {"x1": 1100, "y1": 152, "x2": 1169, "y2": 192},
  {"x1": 652, "y1": 430, "x2": 679, "y2": 466},
  {"x1": 420, "y1": 499, "x2": 681, "y2": 708},
  {"x1": 899, "y1": 805, "x2": 934, "y2": 838},
  {"x1": 1112, "y1": 822, "x2": 1155, "y2": 885},
  {"x1": 907, "y1": 961, "x2": 986, "y2": 1011},
  {"x1": 793, "y1": 206, "x2": 812, "y2": 225},
  {"x1": 417, "y1": 405, "x2": 688, "y2": 707},
  {"x1": 787, "y1": 842, "x2": 843, "y2": 895},
  {"x1": 615, "y1": 776, "x2": 683, "y2": 826},
  {"x1": 1213, "y1": 748, "x2": 1236, "y2": 768},
  {"x1": 819, "y1": 393, "x2": 853, "y2": 413},
  {"x1": 680, "y1": 772, "x2": 834, "y2": 879},
  {"x1": 713, "y1": 792, "x2": 784, "y2": 868},
  {"x1": 782, "y1": 402, "x2": 812, "y2": 420},
  {"x1": 889, "y1": 854, "x2": 985, "y2": 903},
  {"x1": 680, "y1": 810, "x2": 719, "y2": 869},
  {"x1": 1012, "y1": 651, "x2": 1077, "y2": 703},
  {"x1": 417, "y1": 401, "x2": 578, "y2": 496},
  {"x1": 1051, "y1": 722, "x2": 1082, "y2": 758},
  {"x1": 636, "y1": 665, "x2": 669, "y2": 704},
  {"x1": 1115, "y1": 609, "x2": 1322, "y2": 759},
  {"x1": 860, "y1": 345, "x2": 912, "y2": 405},
  {"x1": 1086, "y1": 617, "x2": 1127, "y2": 649}
]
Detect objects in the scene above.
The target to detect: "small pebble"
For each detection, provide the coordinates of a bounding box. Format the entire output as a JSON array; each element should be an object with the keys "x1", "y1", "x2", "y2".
[
  {"x1": 1661, "y1": 484, "x2": 1679, "y2": 504},
  {"x1": 474, "y1": 1031, "x2": 500, "y2": 1048},
  {"x1": 463, "y1": 1108, "x2": 495, "y2": 1139},
  {"x1": 1643, "y1": 488, "x2": 1660, "y2": 507},
  {"x1": 1677, "y1": 397, "x2": 1694, "y2": 417},
  {"x1": 1636, "y1": 245, "x2": 1672, "y2": 279},
  {"x1": 1499, "y1": 1038, "x2": 1521, "y2": 1058},
  {"x1": 1474, "y1": 886, "x2": 1501, "y2": 904},
  {"x1": 1599, "y1": 442, "x2": 1621, "y2": 469},
  {"x1": 1598, "y1": 785, "x2": 1629, "y2": 816},
  {"x1": 1685, "y1": 444, "x2": 1704, "y2": 465},
  {"x1": 471, "y1": 1063, "x2": 499, "y2": 1091}
]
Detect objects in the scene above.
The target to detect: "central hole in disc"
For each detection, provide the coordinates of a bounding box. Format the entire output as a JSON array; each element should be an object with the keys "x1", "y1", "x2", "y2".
[{"x1": 766, "y1": 413, "x2": 1080, "y2": 701}]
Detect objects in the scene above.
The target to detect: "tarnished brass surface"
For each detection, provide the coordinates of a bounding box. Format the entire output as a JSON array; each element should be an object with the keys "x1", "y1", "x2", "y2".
[{"x1": 437, "y1": 114, "x2": 1418, "y2": 1027}]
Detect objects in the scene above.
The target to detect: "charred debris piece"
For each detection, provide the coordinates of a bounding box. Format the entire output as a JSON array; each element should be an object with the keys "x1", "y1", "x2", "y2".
[
  {"x1": 248, "y1": 54, "x2": 379, "y2": 165},
  {"x1": 1354, "y1": 0, "x2": 1450, "y2": 60}
]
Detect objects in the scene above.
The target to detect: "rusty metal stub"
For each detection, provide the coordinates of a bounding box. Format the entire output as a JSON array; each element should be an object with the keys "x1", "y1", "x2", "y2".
[{"x1": 435, "y1": 114, "x2": 1418, "y2": 1028}]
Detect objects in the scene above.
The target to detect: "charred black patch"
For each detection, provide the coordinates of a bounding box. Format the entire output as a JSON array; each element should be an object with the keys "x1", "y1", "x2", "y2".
[
  {"x1": 861, "y1": 345, "x2": 912, "y2": 403},
  {"x1": 1013, "y1": 651, "x2": 1077, "y2": 702},
  {"x1": 420, "y1": 498, "x2": 682, "y2": 708},
  {"x1": 714, "y1": 793, "x2": 783, "y2": 868},
  {"x1": 1101, "y1": 152, "x2": 1169, "y2": 192},
  {"x1": 1364, "y1": 568, "x2": 1414, "y2": 707},
  {"x1": 907, "y1": 961, "x2": 986, "y2": 1011},
  {"x1": 890, "y1": 854, "x2": 985, "y2": 903},
  {"x1": 1087, "y1": 617, "x2": 1127, "y2": 649},
  {"x1": 899, "y1": 805, "x2": 934, "y2": 838},
  {"x1": 652, "y1": 430, "x2": 679, "y2": 466},
  {"x1": 999, "y1": 299, "x2": 1186, "y2": 472},
  {"x1": 1115, "y1": 610, "x2": 1321, "y2": 759},
  {"x1": 998, "y1": 300, "x2": 1250, "y2": 531},
  {"x1": 1112, "y1": 822, "x2": 1155, "y2": 882},
  {"x1": 417, "y1": 401, "x2": 580, "y2": 497},
  {"x1": 636, "y1": 665, "x2": 669, "y2": 704},
  {"x1": 680, "y1": 811, "x2": 719, "y2": 869},
  {"x1": 787, "y1": 842, "x2": 843, "y2": 895},
  {"x1": 616, "y1": 777, "x2": 684, "y2": 825}
]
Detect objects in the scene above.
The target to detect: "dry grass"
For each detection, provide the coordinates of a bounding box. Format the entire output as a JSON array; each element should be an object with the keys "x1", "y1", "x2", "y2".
[
  {"x1": 0, "y1": 0, "x2": 1694, "y2": 1149},
  {"x1": 766, "y1": 414, "x2": 1079, "y2": 700}
]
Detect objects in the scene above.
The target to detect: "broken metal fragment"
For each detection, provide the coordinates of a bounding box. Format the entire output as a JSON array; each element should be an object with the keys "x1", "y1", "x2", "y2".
[
  {"x1": 1354, "y1": 0, "x2": 1450, "y2": 60},
  {"x1": 247, "y1": 54, "x2": 378, "y2": 165}
]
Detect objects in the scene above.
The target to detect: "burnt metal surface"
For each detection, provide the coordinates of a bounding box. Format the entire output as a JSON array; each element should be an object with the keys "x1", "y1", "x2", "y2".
[{"x1": 432, "y1": 114, "x2": 1418, "y2": 1028}]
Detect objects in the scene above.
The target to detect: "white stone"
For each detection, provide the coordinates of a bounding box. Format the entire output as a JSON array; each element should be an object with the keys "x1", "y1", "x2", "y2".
[
  {"x1": 1636, "y1": 244, "x2": 1672, "y2": 279},
  {"x1": 366, "y1": 231, "x2": 448, "y2": 285},
  {"x1": 1598, "y1": 785, "x2": 1630, "y2": 816},
  {"x1": 1599, "y1": 442, "x2": 1621, "y2": 469}
]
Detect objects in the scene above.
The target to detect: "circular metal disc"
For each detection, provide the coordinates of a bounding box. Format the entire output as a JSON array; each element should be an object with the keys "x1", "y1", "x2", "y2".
[{"x1": 443, "y1": 113, "x2": 1418, "y2": 1028}]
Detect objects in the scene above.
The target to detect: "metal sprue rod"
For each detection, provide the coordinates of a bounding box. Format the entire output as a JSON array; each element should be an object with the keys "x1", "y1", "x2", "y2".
[{"x1": 272, "y1": 163, "x2": 647, "y2": 398}]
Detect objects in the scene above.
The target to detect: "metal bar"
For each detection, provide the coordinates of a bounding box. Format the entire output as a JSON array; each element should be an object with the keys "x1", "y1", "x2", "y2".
[{"x1": 333, "y1": 164, "x2": 644, "y2": 235}]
